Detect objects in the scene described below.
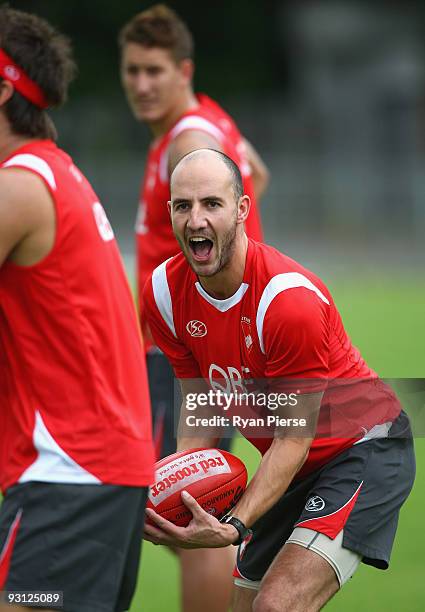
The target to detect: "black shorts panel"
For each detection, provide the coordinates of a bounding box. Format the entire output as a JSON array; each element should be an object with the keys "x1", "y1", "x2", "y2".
[
  {"x1": 236, "y1": 425, "x2": 415, "y2": 582},
  {"x1": 343, "y1": 435, "x2": 416, "y2": 568},
  {"x1": 147, "y1": 351, "x2": 233, "y2": 458},
  {"x1": 0, "y1": 483, "x2": 148, "y2": 612}
]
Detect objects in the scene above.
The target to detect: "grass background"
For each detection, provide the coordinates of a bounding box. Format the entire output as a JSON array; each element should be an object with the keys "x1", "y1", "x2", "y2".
[{"x1": 131, "y1": 276, "x2": 425, "y2": 611}]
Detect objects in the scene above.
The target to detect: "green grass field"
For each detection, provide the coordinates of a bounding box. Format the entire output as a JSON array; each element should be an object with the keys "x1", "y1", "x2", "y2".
[{"x1": 132, "y1": 276, "x2": 425, "y2": 611}]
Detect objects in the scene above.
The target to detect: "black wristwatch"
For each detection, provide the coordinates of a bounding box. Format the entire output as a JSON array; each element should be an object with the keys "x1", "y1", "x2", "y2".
[{"x1": 220, "y1": 514, "x2": 253, "y2": 546}]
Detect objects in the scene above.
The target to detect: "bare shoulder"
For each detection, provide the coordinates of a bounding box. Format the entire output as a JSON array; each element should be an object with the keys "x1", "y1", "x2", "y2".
[
  {"x1": 168, "y1": 129, "x2": 222, "y2": 175},
  {"x1": 0, "y1": 166, "x2": 53, "y2": 216},
  {"x1": 0, "y1": 167, "x2": 55, "y2": 265}
]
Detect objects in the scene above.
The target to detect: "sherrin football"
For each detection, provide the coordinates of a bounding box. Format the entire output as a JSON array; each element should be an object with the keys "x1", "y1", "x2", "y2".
[{"x1": 146, "y1": 448, "x2": 247, "y2": 527}]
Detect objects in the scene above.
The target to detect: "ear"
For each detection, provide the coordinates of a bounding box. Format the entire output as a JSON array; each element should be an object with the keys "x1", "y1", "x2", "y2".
[
  {"x1": 179, "y1": 59, "x2": 194, "y2": 86},
  {"x1": 167, "y1": 200, "x2": 172, "y2": 216},
  {"x1": 0, "y1": 80, "x2": 15, "y2": 107},
  {"x1": 237, "y1": 195, "x2": 250, "y2": 224}
]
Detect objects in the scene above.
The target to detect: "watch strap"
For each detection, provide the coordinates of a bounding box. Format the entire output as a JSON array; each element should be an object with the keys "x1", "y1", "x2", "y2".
[{"x1": 220, "y1": 514, "x2": 252, "y2": 546}]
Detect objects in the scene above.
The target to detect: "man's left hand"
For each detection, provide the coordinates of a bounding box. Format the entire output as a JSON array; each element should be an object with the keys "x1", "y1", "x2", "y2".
[{"x1": 144, "y1": 490, "x2": 238, "y2": 549}]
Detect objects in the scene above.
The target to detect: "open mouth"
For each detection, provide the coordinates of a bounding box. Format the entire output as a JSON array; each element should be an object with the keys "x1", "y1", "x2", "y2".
[{"x1": 188, "y1": 237, "x2": 214, "y2": 261}]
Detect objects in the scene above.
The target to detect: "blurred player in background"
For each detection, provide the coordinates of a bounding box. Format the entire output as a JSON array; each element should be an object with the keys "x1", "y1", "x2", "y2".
[
  {"x1": 0, "y1": 7, "x2": 155, "y2": 612},
  {"x1": 119, "y1": 4, "x2": 269, "y2": 612},
  {"x1": 143, "y1": 149, "x2": 415, "y2": 612}
]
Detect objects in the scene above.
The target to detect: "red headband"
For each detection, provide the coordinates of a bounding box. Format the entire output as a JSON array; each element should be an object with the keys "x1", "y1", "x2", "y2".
[{"x1": 0, "y1": 48, "x2": 48, "y2": 109}]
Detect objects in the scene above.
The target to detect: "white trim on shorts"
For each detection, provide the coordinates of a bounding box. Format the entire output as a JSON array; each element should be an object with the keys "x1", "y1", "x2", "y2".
[
  {"x1": 234, "y1": 564, "x2": 261, "y2": 591},
  {"x1": 234, "y1": 577, "x2": 262, "y2": 591},
  {"x1": 234, "y1": 527, "x2": 361, "y2": 590},
  {"x1": 0, "y1": 508, "x2": 23, "y2": 566},
  {"x1": 287, "y1": 527, "x2": 361, "y2": 586}
]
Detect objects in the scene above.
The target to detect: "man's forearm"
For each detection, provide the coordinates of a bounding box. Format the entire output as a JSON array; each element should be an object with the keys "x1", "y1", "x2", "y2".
[{"x1": 229, "y1": 437, "x2": 311, "y2": 527}]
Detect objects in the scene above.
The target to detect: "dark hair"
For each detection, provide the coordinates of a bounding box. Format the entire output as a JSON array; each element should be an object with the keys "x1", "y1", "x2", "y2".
[
  {"x1": 214, "y1": 150, "x2": 244, "y2": 201},
  {"x1": 0, "y1": 5, "x2": 76, "y2": 140},
  {"x1": 119, "y1": 3, "x2": 194, "y2": 63},
  {"x1": 173, "y1": 149, "x2": 244, "y2": 202}
]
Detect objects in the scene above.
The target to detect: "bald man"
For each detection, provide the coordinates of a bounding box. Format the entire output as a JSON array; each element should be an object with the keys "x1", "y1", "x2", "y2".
[{"x1": 142, "y1": 149, "x2": 414, "y2": 612}]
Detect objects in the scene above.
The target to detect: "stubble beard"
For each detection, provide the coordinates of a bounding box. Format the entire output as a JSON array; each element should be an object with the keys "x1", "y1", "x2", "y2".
[
  {"x1": 177, "y1": 218, "x2": 238, "y2": 279},
  {"x1": 212, "y1": 221, "x2": 237, "y2": 277}
]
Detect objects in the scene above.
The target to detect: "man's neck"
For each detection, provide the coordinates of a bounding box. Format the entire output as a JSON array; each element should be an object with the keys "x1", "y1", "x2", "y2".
[
  {"x1": 0, "y1": 121, "x2": 34, "y2": 162},
  {"x1": 198, "y1": 234, "x2": 249, "y2": 300},
  {"x1": 149, "y1": 91, "x2": 199, "y2": 138}
]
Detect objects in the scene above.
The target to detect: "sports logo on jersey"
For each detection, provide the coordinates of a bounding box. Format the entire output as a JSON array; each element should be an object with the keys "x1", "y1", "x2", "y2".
[
  {"x1": 305, "y1": 496, "x2": 325, "y2": 512},
  {"x1": 92, "y1": 202, "x2": 114, "y2": 242},
  {"x1": 209, "y1": 364, "x2": 246, "y2": 395},
  {"x1": 186, "y1": 320, "x2": 207, "y2": 337},
  {"x1": 241, "y1": 316, "x2": 253, "y2": 353}
]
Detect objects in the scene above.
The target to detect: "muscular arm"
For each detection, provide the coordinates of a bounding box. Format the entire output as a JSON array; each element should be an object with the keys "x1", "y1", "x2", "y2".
[
  {"x1": 233, "y1": 439, "x2": 309, "y2": 526},
  {"x1": 144, "y1": 287, "x2": 329, "y2": 548},
  {"x1": 230, "y1": 289, "x2": 329, "y2": 527},
  {"x1": 167, "y1": 129, "x2": 222, "y2": 176},
  {"x1": 0, "y1": 169, "x2": 31, "y2": 266},
  {"x1": 0, "y1": 167, "x2": 55, "y2": 267},
  {"x1": 145, "y1": 393, "x2": 320, "y2": 548},
  {"x1": 242, "y1": 137, "x2": 270, "y2": 201},
  {"x1": 230, "y1": 393, "x2": 321, "y2": 527}
]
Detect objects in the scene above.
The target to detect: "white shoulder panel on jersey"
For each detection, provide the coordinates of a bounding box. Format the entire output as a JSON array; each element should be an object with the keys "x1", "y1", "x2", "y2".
[
  {"x1": 159, "y1": 116, "x2": 225, "y2": 182},
  {"x1": 2, "y1": 153, "x2": 57, "y2": 190},
  {"x1": 256, "y1": 272, "x2": 330, "y2": 354},
  {"x1": 152, "y1": 258, "x2": 177, "y2": 337},
  {"x1": 169, "y1": 115, "x2": 224, "y2": 143},
  {"x1": 19, "y1": 411, "x2": 101, "y2": 485}
]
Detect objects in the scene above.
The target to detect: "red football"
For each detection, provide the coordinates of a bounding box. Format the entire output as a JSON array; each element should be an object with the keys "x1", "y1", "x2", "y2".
[{"x1": 146, "y1": 448, "x2": 247, "y2": 527}]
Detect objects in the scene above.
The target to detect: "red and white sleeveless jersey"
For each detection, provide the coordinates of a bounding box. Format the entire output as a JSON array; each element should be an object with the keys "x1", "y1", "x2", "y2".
[
  {"x1": 144, "y1": 240, "x2": 401, "y2": 477},
  {"x1": 0, "y1": 140, "x2": 155, "y2": 493},
  {"x1": 136, "y1": 94, "x2": 263, "y2": 343}
]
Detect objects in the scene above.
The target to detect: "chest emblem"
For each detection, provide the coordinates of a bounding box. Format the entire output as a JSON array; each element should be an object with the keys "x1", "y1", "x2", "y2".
[
  {"x1": 241, "y1": 316, "x2": 253, "y2": 353},
  {"x1": 186, "y1": 320, "x2": 207, "y2": 338}
]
